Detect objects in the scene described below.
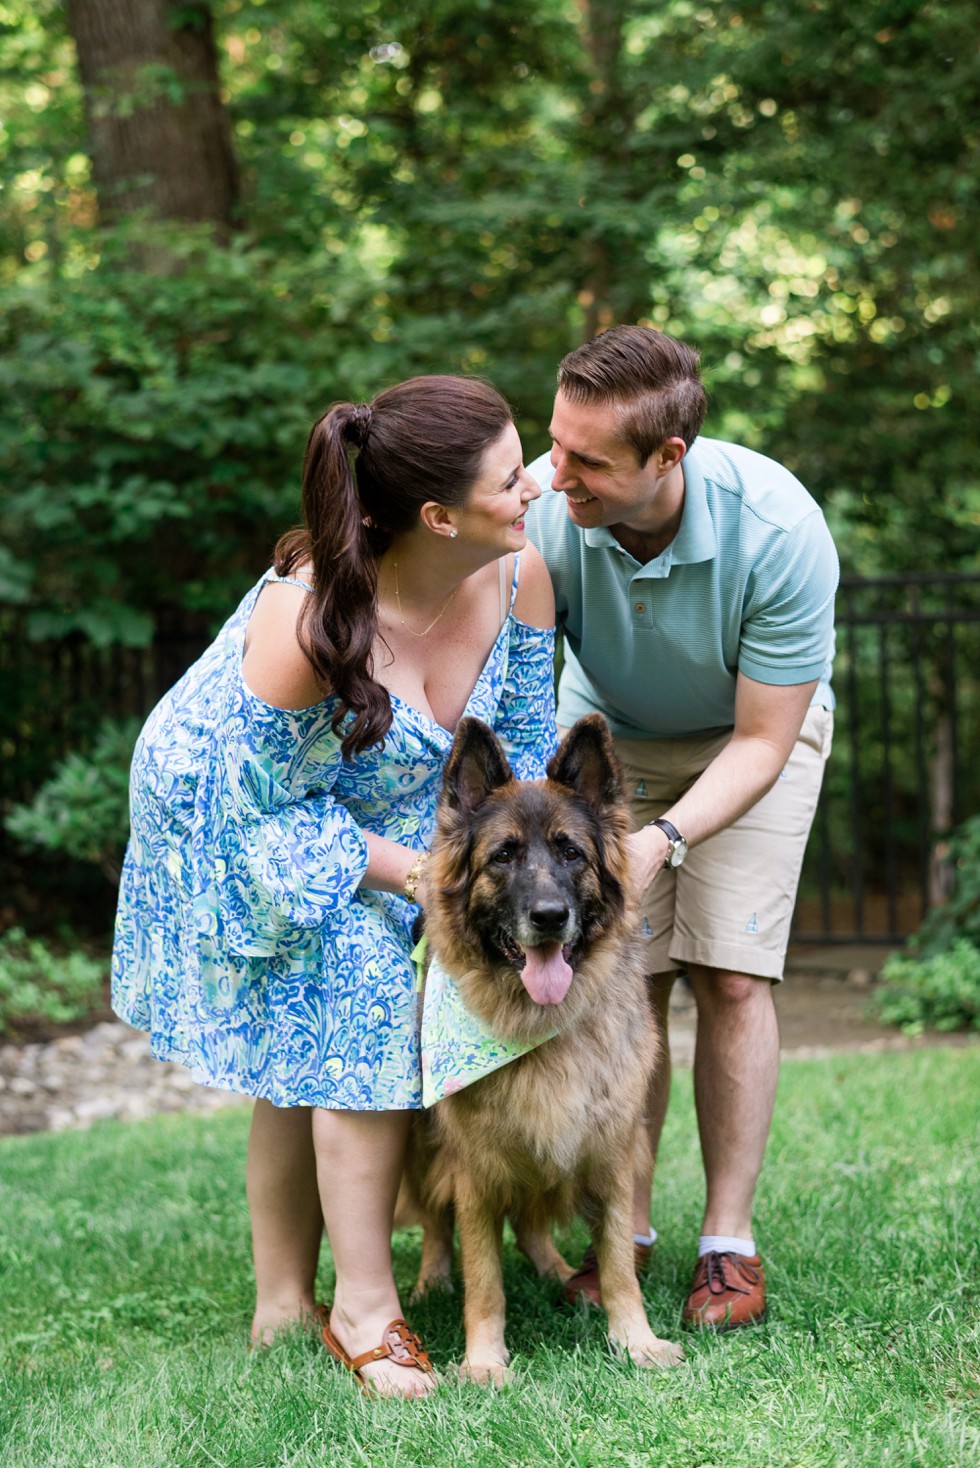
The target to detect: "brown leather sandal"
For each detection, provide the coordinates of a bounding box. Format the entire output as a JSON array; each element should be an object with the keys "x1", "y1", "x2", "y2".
[{"x1": 320, "y1": 1311, "x2": 435, "y2": 1396}]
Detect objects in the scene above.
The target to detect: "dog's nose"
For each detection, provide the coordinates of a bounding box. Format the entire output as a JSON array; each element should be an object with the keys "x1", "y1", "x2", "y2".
[{"x1": 529, "y1": 900, "x2": 570, "y2": 932}]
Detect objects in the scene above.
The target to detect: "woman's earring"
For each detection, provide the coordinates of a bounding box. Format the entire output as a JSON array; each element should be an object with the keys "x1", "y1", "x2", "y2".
[{"x1": 449, "y1": 529, "x2": 458, "y2": 539}]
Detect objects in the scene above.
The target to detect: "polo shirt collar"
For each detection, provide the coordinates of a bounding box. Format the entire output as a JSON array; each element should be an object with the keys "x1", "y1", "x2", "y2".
[{"x1": 582, "y1": 443, "x2": 717, "y2": 569}]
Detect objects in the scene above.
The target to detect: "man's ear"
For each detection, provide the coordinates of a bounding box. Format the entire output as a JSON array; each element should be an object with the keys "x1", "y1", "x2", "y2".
[
  {"x1": 657, "y1": 437, "x2": 689, "y2": 472},
  {"x1": 657, "y1": 436, "x2": 687, "y2": 474}
]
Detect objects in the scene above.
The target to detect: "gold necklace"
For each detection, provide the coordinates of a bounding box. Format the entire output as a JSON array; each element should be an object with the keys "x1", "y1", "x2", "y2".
[{"x1": 392, "y1": 557, "x2": 458, "y2": 638}]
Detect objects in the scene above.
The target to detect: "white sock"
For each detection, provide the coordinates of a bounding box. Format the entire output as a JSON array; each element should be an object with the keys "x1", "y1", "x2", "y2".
[
  {"x1": 698, "y1": 1234, "x2": 755, "y2": 1258},
  {"x1": 633, "y1": 1230, "x2": 657, "y2": 1247}
]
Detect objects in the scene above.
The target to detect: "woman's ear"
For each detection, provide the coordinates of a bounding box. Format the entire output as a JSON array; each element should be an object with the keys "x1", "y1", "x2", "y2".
[{"x1": 419, "y1": 501, "x2": 457, "y2": 537}]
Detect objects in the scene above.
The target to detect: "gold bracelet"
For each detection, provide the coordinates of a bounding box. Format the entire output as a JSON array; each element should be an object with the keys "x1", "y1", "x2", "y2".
[{"x1": 403, "y1": 851, "x2": 428, "y2": 905}]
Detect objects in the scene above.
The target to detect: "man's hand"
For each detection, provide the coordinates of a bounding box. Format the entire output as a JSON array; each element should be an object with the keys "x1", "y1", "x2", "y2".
[
  {"x1": 625, "y1": 822, "x2": 670, "y2": 901},
  {"x1": 620, "y1": 676, "x2": 819, "y2": 907}
]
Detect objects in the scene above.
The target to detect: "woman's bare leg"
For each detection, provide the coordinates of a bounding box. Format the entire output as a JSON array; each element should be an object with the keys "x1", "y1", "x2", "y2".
[
  {"x1": 247, "y1": 1099, "x2": 323, "y2": 1345},
  {"x1": 313, "y1": 1108, "x2": 436, "y2": 1398}
]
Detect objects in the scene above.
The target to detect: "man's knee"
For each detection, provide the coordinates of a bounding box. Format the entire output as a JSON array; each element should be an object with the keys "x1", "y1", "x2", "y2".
[{"x1": 688, "y1": 966, "x2": 774, "y2": 1010}]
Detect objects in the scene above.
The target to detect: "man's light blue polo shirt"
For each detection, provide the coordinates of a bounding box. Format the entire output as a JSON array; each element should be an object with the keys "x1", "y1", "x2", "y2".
[{"x1": 525, "y1": 436, "x2": 838, "y2": 739}]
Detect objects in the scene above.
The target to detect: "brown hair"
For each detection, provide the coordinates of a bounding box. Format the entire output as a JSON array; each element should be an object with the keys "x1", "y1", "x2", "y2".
[
  {"x1": 557, "y1": 325, "x2": 708, "y2": 462},
  {"x1": 274, "y1": 375, "x2": 513, "y2": 758}
]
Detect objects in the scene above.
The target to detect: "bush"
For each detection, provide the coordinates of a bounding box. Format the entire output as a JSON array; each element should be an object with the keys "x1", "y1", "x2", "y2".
[
  {"x1": 0, "y1": 927, "x2": 106, "y2": 1035},
  {"x1": 872, "y1": 815, "x2": 980, "y2": 1035},
  {"x1": 0, "y1": 231, "x2": 385, "y2": 640},
  {"x1": 873, "y1": 940, "x2": 980, "y2": 1037},
  {"x1": 4, "y1": 717, "x2": 140, "y2": 884},
  {"x1": 905, "y1": 814, "x2": 980, "y2": 959}
]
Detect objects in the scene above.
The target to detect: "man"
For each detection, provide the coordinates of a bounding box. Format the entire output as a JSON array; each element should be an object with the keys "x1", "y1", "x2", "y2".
[{"x1": 525, "y1": 325, "x2": 837, "y2": 1329}]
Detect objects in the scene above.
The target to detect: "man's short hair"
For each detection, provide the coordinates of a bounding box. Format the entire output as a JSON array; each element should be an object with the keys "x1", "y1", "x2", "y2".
[{"x1": 557, "y1": 325, "x2": 708, "y2": 462}]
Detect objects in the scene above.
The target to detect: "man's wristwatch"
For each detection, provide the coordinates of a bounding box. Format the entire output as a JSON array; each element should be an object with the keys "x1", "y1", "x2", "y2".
[{"x1": 648, "y1": 817, "x2": 689, "y2": 870}]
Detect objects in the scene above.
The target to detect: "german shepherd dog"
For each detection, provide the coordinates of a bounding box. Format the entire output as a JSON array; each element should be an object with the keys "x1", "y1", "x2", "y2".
[{"x1": 403, "y1": 714, "x2": 683, "y2": 1383}]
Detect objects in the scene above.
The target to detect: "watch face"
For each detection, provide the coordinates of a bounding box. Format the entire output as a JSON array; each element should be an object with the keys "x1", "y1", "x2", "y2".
[{"x1": 667, "y1": 838, "x2": 688, "y2": 869}]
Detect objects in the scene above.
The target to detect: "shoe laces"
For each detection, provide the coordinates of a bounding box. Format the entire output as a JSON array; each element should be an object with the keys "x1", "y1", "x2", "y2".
[{"x1": 703, "y1": 1250, "x2": 761, "y2": 1296}]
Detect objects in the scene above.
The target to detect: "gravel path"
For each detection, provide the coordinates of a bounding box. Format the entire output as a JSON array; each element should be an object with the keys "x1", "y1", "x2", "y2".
[{"x1": 0, "y1": 1021, "x2": 246, "y2": 1136}]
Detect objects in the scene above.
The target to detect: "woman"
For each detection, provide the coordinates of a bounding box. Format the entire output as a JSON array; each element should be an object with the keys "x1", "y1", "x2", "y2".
[{"x1": 111, "y1": 376, "x2": 557, "y2": 1398}]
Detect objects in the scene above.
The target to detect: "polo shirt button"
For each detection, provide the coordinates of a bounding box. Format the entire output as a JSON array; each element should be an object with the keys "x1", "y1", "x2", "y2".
[{"x1": 634, "y1": 601, "x2": 646, "y2": 613}]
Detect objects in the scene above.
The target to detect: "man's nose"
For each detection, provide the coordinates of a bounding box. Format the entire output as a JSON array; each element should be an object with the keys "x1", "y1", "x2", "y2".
[{"x1": 550, "y1": 446, "x2": 573, "y2": 488}]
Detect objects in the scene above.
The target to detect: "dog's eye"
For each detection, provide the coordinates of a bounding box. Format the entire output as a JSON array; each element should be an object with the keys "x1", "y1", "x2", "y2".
[
  {"x1": 561, "y1": 843, "x2": 584, "y2": 864},
  {"x1": 491, "y1": 845, "x2": 516, "y2": 865}
]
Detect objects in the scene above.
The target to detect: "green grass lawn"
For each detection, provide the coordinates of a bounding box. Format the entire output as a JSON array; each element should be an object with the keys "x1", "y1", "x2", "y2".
[{"x1": 1, "y1": 1047, "x2": 977, "y2": 1468}]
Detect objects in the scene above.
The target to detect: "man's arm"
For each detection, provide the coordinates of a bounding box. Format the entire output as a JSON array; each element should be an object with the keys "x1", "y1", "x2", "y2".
[{"x1": 626, "y1": 673, "x2": 819, "y2": 894}]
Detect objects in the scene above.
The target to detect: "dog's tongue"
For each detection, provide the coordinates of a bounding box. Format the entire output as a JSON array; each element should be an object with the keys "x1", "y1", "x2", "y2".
[{"x1": 520, "y1": 942, "x2": 573, "y2": 1005}]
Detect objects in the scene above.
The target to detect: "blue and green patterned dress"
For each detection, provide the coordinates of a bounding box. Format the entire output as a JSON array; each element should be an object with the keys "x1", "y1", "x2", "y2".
[{"x1": 111, "y1": 560, "x2": 557, "y2": 1110}]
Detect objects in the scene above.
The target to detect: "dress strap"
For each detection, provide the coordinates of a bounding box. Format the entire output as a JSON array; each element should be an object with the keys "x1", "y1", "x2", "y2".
[
  {"x1": 265, "y1": 569, "x2": 314, "y2": 593},
  {"x1": 498, "y1": 553, "x2": 520, "y2": 626},
  {"x1": 509, "y1": 553, "x2": 520, "y2": 611}
]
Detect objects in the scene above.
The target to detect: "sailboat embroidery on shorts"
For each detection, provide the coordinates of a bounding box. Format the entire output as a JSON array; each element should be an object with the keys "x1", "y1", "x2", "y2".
[
  {"x1": 641, "y1": 917, "x2": 652, "y2": 937},
  {"x1": 635, "y1": 780, "x2": 648, "y2": 798},
  {"x1": 745, "y1": 912, "x2": 759, "y2": 934}
]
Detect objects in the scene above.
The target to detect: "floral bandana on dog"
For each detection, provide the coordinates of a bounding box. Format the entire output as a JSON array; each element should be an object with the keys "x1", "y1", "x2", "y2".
[{"x1": 412, "y1": 936, "x2": 557, "y2": 1108}]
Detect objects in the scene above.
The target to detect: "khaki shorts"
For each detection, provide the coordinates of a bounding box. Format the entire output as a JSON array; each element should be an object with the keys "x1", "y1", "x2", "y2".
[{"x1": 604, "y1": 706, "x2": 833, "y2": 982}]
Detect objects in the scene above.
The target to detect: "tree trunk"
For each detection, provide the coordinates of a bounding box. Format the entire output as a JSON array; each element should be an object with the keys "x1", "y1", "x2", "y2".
[
  {"x1": 65, "y1": 0, "x2": 239, "y2": 239},
  {"x1": 928, "y1": 712, "x2": 956, "y2": 906}
]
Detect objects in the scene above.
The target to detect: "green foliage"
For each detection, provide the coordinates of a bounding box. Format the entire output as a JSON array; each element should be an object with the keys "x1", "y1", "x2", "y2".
[
  {"x1": 910, "y1": 813, "x2": 980, "y2": 958},
  {"x1": 5, "y1": 718, "x2": 141, "y2": 883},
  {"x1": 2, "y1": 0, "x2": 977, "y2": 648},
  {"x1": 0, "y1": 0, "x2": 80, "y2": 277},
  {"x1": 872, "y1": 814, "x2": 980, "y2": 1033},
  {"x1": 874, "y1": 939, "x2": 980, "y2": 1037},
  {"x1": 0, "y1": 229, "x2": 395, "y2": 634},
  {"x1": 0, "y1": 926, "x2": 105, "y2": 1034}
]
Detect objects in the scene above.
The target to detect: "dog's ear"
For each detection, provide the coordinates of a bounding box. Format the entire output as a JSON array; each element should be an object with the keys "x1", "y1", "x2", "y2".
[
  {"x1": 442, "y1": 717, "x2": 514, "y2": 814},
  {"x1": 547, "y1": 713, "x2": 624, "y2": 811}
]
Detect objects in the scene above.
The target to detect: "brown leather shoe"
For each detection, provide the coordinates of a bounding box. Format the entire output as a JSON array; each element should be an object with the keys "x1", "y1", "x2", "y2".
[
  {"x1": 682, "y1": 1251, "x2": 766, "y2": 1330},
  {"x1": 562, "y1": 1241, "x2": 654, "y2": 1308}
]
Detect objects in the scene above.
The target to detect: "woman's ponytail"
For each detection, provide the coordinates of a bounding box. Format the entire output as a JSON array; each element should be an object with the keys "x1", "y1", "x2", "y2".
[{"x1": 273, "y1": 403, "x2": 389, "y2": 758}]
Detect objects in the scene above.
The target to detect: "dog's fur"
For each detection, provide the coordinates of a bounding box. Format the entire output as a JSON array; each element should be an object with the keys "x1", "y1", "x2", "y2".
[{"x1": 403, "y1": 714, "x2": 682, "y2": 1381}]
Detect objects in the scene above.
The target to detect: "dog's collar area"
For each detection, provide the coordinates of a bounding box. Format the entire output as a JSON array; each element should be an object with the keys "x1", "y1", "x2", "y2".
[{"x1": 418, "y1": 951, "x2": 559, "y2": 1107}]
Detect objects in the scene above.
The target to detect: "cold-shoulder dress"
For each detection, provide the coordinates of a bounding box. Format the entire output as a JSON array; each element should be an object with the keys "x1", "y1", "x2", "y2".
[{"x1": 111, "y1": 557, "x2": 557, "y2": 1110}]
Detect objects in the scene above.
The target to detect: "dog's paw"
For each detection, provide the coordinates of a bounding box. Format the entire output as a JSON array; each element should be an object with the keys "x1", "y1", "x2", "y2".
[
  {"x1": 410, "y1": 1273, "x2": 454, "y2": 1304},
  {"x1": 514, "y1": 1230, "x2": 574, "y2": 1282},
  {"x1": 458, "y1": 1355, "x2": 511, "y2": 1388},
  {"x1": 610, "y1": 1331, "x2": 685, "y2": 1369}
]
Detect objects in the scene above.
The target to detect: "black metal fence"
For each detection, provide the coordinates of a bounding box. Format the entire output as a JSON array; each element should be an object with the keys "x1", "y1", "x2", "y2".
[
  {"x1": 2, "y1": 574, "x2": 979, "y2": 944},
  {"x1": 792, "y1": 572, "x2": 980, "y2": 943},
  {"x1": 0, "y1": 609, "x2": 208, "y2": 811}
]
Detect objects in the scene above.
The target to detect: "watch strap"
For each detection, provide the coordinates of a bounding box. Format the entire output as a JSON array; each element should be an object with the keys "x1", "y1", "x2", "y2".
[{"x1": 649, "y1": 817, "x2": 684, "y2": 844}]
